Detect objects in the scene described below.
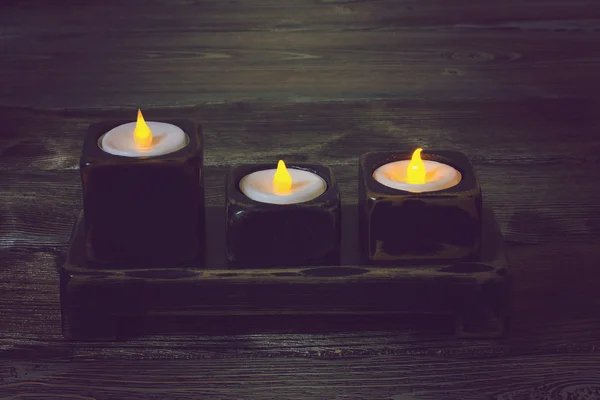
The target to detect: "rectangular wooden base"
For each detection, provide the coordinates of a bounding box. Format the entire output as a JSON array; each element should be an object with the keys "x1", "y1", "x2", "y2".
[{"x1": 60, "y1": 205, "x2": 510, "y2": 340}]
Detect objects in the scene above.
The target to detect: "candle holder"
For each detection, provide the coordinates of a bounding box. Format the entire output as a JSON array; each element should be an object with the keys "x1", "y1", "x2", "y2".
[
  {"x1": 225, "y1": 163, "x2": 341, "y2": 267},
  {"x1": 61, "y1": 204, "x2": 508, "y2": 340},
  {"x1": 359, "y1": 150, "x2": 482, "y2": 263},
  {"x1": 80, "y1": 119, "x2": 204, "y2": 267}
]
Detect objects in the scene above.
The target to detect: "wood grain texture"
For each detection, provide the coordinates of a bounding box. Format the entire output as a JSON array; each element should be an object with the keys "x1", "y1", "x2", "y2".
[
  {"x1": 2, "y1": 0, "x2": 600, "y2": 397},
  {"x1": 2, "y1": 1, "x2": 600, "y2": 108},
  {"x1": 2, "y1": 354, "x2": 600, "y2": 399}
]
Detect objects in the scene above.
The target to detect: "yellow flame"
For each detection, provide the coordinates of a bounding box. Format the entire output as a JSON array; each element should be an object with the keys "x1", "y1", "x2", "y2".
[
  {"x1": 406, "y1": 148, "x2": 426, "y2": 184},
  {"x1": 273, "y1": 160, "x2": 292, "y2": 195},
  {"x1": 133, "y1": 109, "x2": 153, "y2": 149}
]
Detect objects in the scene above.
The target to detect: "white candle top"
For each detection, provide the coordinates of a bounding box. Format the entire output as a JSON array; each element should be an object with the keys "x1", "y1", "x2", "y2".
[
  {"x1": 240, "y1": 166, "x2": 327, "y2": 205},
  {"x1": 99, "y1": 121, "x2": 188, "y2": 157},
  {"x1": 373, "y1": 160, "x2": 461, "y2": 193}
]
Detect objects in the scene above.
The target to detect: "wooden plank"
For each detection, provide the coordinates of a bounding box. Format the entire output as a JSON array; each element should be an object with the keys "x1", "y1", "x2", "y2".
[
  {"x1": 1, "y1": 19, "x2": 600, "y2": 107},
  {"x1": 3, "y1": 0, "x2": 600, "y2": 33},
  {"x1": 2, "y1": 354, "x2": 600, "y2": 399},
  {"x1": 2, "y1": 99, "x2": 599, "y2": 171}
]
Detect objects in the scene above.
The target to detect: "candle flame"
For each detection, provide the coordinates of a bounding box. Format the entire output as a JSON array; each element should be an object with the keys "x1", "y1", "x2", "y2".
[
  {"x1": 134, "y1": 109, "x2": 153, "y2": 149},
  {"x1": 406, "y1": 148, "x2": 426, "y2": 184},
  {"x1": 273, "y1": 160, "x2": 292, "y2": 195}
]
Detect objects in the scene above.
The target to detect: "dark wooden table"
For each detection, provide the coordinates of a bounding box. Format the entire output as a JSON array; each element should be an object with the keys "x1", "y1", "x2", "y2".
[{"x1": 2, "y1": 1, "x2": 600, "y2": 398}]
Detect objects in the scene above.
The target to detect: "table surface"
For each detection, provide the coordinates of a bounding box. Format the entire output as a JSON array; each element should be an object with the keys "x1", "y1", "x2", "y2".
[{"x1": 1, "y1": 1, "x2": 600, "y2": 398}]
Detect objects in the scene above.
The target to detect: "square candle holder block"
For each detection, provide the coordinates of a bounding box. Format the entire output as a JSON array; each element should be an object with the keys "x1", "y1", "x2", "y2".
[
  {"x1": 225, "y1": 163, "x2": 341, "y2": 267},
  {"x1": 359, "y1": 150, "x2": 482, "y2": 263},
  {"x1": 80, "y1": 119, "x2": 204, "y2": 267}
]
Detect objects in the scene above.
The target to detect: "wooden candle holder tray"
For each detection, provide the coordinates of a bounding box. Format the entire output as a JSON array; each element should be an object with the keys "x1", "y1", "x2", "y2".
[{"x1": 60, "y1": 204, "x2": 510, "y2": 340}]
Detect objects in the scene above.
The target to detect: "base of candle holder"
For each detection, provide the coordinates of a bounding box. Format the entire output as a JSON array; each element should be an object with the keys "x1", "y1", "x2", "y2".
[{"x1": 60, "y1": 204, "x2": 510, "y2": 341}]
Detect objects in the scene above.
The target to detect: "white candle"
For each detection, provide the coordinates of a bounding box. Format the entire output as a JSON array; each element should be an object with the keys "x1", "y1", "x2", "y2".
[
  {"x1": 373, "y1": 149, "x2": 461, "y2": 193},
  {"x1": 240, "y1": 161, "x2": 327, "y2": 205},
  {"x1": 99, "y1": 110, "x2": 188, "y2": 157}
]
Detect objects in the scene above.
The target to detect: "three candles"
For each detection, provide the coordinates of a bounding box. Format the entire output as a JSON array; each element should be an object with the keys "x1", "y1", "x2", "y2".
[{"x1": 81, "y1": 110, "x2": 481, "y2": 267}]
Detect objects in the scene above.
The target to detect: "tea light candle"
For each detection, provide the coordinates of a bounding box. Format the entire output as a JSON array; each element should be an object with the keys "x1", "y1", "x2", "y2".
[
  {"x1": 373, "y1": 148, "x2": 461, "y2": 193},
  {"x1": 99, "y1": 109, "x2": 188, "y2": 157},
  {"x1": 240, "y1": 160, "x2": 327, "y2": 205}
]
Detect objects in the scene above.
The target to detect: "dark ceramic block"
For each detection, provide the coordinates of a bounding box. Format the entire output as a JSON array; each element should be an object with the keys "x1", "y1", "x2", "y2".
[
  {"x1": 359, "y1": 150, "x2": 482, "y2": 263},
  {"x1": 226, "y1": 163, "x2": 341, "y2": 267},
  {"x1": 80, "y1": 119, "x2": 204, "y2": 267}
]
